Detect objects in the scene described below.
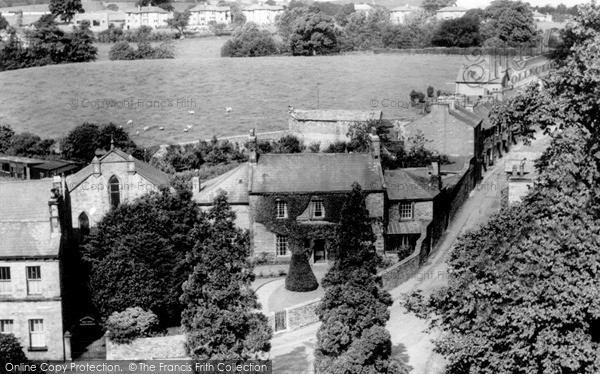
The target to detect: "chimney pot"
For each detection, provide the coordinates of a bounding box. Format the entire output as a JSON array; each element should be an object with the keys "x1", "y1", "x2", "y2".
[
  {"x1": 368, "y1": 127, "x2": 380, "y2": 162},
  {"x1": 127, "y1": 154, "x2": 136, "y2": 174},
  {"x1": 92, "y1": 156, "x2": 101, "y2": 176},
  {"x1": 192, "y1": 176, "x2": 200, "y2": 192}
]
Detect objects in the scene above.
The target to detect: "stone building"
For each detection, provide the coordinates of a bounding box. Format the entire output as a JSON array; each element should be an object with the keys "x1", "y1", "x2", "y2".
[
  {"x1": 505, "y1": 152, "x2": 541, "y2": 205},
  {"x1": 0, "y1": 156, "x2": 81, "y2": 180},
  {"x1": 124, "y1": 6, "x2": 172, "y2": 30},
  {"x1": 194, "y1": 131, "x2": 385, "y2": 263},
  {"x1": 390, "y1": 5, "x2": 419, "y2": 24},
  {"x1": 242, "y1": 4, "x2": 283, "y2": 25},
  {"x1": 0, "y1": 179, "x2": 71, "y2": 360},
  {"x1": 67, "y1": 148, "x2": 170, "y2": 230},
  {"x1": 188, "y1": 4, "x2": 231, "y2": 27},
  {"x1": 288, "y1": 109, "x2": 383, "y2": 151}
]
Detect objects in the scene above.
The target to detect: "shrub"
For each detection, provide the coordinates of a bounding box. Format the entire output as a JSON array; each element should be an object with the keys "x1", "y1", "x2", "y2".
[
  {"x1": 308, "y1": 142, "x2": 321, "y2": 153},
  {"x1": 105, "y1": 307, "x2": 161, "y2": 344},
  {"x1": 221, "y1": 22, "x2": 279, "y2": 57},
  {"x1": 97, "y1": 25, "x2": 123, "y2": 43},
  {"x1": 323, "y1": 141, "x2": 348, "y2": 153},
  {"x1": 285, "y1": 252, "x2": 318, "y2": 292},
  {"x1": 108, "y1": 41, "x2": 137, "y2": 60},
  {"x1": 0, "y1": 334, "x2": 28, "y2": 369}
]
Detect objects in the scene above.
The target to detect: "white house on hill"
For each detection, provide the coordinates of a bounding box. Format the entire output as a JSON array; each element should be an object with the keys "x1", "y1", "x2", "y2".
[
  {"x1": 390, "y1": 5, "x2": 419, "y2": 24},
  {"x1": 124, "y1": 6, "x2": 172, "y2": 30},
  {"x1": 242, "y1": 4, "x2": 284, "y2": 25},
  {"x1": 436, "y1": 5, "x2": 468, "y2": 20},
  {"x1": 188, "y1": 4, "x2": 231, "y2": 27}
]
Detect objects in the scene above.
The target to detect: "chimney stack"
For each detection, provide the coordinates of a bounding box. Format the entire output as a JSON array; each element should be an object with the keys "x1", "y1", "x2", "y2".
[
  {"x1": 519, "y1": 158, "x2": 526, "y2": 177},
  {"x1": 192, "y1": 176, "x2": 201, "y2": 192},
  {"x1": 48, "y1": 187, "x2": 61, "y2": 234},
  {"x1": 92, "y1": 156, "x2": 101, "y2": 176},
  {"x1": 430, "y1": 153, "x2": 441, "y2": 190},
  {"x1": 127, "y1": 154, "x2": 136, "y2": 174},
  {"x1": 248, "y1": 128, "x2": 258, "y2": 163},
  {"x1": 368, "y1": 127, "x2": 380, "y2": 162}
]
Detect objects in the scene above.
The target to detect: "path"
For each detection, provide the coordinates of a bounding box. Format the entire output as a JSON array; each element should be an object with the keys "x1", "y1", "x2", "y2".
[{"x1": 270, "y1": 132, "x2": 551, "y2": 374}]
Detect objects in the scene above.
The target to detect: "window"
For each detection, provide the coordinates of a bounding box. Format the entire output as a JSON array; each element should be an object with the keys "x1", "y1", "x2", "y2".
[
  {"x1": 399, "y1": 203, "x2": 413, "y2": 220},
  {"x1": 29, "y1": 319, "x2": 45, "y2": 348},
  {"x1": 276, "y1": 201, "x2": 287, "y2": 218},
  {"x1": 79, "y1": 212, "x2": 90, "y2": 237},
  {"x1": 92, "y1": 20, "x2": 100, "y2": 26},
  {"x1": 26, "y1": 266, "x2": 41, "y2": 295},
  {"x1": 313, "y1": 200, "x2": 324, "y2": 218},
  {"x1": 0, "y1": 267, "x2": 11, "y2": 294},
  {"x1": 109, "y1": 176, "x2": 120, "y2": 208},
  {"x1": 0, "y1": 320, "x2": 13, "y2": 334},
  {"x1": 276, "y1": 235, "x2": 288, "y2": 256}
]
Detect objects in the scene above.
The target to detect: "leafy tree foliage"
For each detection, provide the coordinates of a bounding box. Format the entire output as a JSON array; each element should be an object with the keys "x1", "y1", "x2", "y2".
[
  {"x1": 108, "y1": 40, "x2": 174, "y2": 60},
  {"x1": 105, "y1": 307, "x2": 161, "y2": 344},
  {"x1": 482, "y1": 0, "x2": 539, "y2": 47},
  {"x1": 382, "y1": 9, "x2": 437, "y2": 49},
  {"x1": 167, "y1": 11, "x2": 190, "y2": 35},
  {"x1": 315, "y1": 183, "x2": 407, "y2": 374},
  {"x1": 334, "y1": 3, "x2": 354, "y2": 26},
  {"x1": 421, "y1": 0, "x2": 456, "y2": 13},
  {"x1": 136, "y1": 0, "x2": 173, "y2": 11},
  {"x1": 285, "y1": 252, "x2": 319, "y2": 292},
  {"x1": 0, "y1": 334, "x2": 27, "y2": 372},
  {"x1": 83, "y1": 189, "x2": 201, "y2": 326},
  {"x1": 0, "y1": 13, "x2": 8, "y2": 30},
  {"x1": 432, "y1": 15, "x2": 482, "y2": 47},
  {"x1": 276, "y1": 6, "x2": 315, "y2": 45},
  {"x1": 290, "y1": 12, "x2": 338, "y2": 55},
  {"x1": 272, "y1": 134, "x2": 306, "y2": 153},
  {"x1": 338, "y1": 8, "x2": 391, "y2": 51},
  {"x1": 181, "y1": 192, "x2": 272, "y2": 360},
  {"x1": 49, "y1": 0, "x2": 83, "y2": 23},
  {"x1": 0, "y1": 125, "x2": 56, "y2": 158},
  {"x1": 404, "y1": 3, "x2": 600, "y2": 373},
  {"x1": 221, "y1": 23, "x2": 279, "y2": 57},
  {"x1": 62, "y1": 122, "x2": 140, "y2": 162}
]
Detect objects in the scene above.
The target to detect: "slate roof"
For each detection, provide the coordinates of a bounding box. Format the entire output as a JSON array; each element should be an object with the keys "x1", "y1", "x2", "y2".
[
  {"x1": 189, "y1": 4, "x2": 230, "y2": 12},
  {"x1": 384, "y1": 168, "x2": 439, "y2": 201},
  {"x1": 67, "y1": 149, "x2": 170, "y2": 190},
  {"x1": 31, "y1": 160, "x2": 79, "y2": 171},
  {"x1": 251, "y1": 153, "x2": 384, "y2": 194},
  {"x1": 0, "y1": 179, "x2": 60, "y2": 258},
  {"x1": 391, "y1": 5, "x2": 419, "y2": 12},
  {"x1": 387, "y1": 220, "x2": 424, "y2": 234},
  {"x1": 194, "y1": 163, "x2": 250, "y2": 205},
  {"x1": 291, "y1": 110, "x2": 382, "y2": 122},
  {"x1": 243, "y1": 4, "x2": 283, "y2": 11},
  {"x1": 449, "y1": 106, "x2": 483, "y2": 128},
  {"x1": 472, "y1": 103, "x2": 493, "y2": 130},
  {"x1": 0, "y1": 155, "x2": 45, "y2": 164}
]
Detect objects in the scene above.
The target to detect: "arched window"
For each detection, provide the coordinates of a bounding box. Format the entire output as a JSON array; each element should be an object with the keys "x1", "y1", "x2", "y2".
[
  {"x1": 78, "y1": 212, "x2": 90, "y2": 237},
  {"x1": 109, "y1": 175, "x2": 120, "y2": 208}
]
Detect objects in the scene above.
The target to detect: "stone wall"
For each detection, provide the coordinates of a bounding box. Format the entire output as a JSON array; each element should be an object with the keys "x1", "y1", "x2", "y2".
[
  {"x1": 288, "y1": 119, "x2": 353, "y2": 150},
  {"x1": 285, "y1": 298, "x2": 321, "y2": 331},
  {"x1": 447, "y1": 164, "x2": 476, "y2": 223},
  {"x1": 106, "y1": 334, "x2": 187, "y2": 360}
]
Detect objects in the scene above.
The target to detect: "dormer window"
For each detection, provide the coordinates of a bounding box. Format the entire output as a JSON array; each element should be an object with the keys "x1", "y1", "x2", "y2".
[
  {"x1": 276, "y1": 200, "x2": 287, "y2": 219},
  {"x1": 313, "y1": 200, "x2": 324, "y2": 219}
]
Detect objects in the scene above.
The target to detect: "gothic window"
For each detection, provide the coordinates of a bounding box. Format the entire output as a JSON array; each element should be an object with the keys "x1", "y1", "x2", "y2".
[{"x1": 109, "y1": 176, "x2": 121, "y2": 208}]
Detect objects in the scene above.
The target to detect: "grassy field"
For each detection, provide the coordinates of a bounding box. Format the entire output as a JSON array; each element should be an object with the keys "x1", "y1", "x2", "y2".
[{"x1": 0, "y1": 39, "x2": 466, "y2": 147}]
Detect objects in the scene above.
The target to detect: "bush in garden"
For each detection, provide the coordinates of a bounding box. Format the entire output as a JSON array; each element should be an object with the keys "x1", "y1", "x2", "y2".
[
  {"x1": 285, "y1": 251, "x2": 319, "y2": 292},
  {"x1": 105, "y1": 307, "x2": 161, "y2": 344}
]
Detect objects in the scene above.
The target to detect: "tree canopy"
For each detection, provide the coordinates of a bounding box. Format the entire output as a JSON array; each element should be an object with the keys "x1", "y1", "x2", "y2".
[
  {"x1": 221, "y1": 23, "x2": 279, "y2": 57},
  {"x1": 167, "y1": 11, "x2": 190, "y2": 35},
  {"x1": 61, "y1": 122, "x2": 140, "y2": 162},
  {"x1": 421, "y1": 0, "x2": 456, "y2": 13},
  {"x1": 482, "y1": 0, "x2": 539, "y2": 47},
  {"x1": 181, "y1": 191, "x2": 272, "y2": 360},
  {"x1": 290, "y1": 12, "x2": 338, "y2": 56},
  {"x1": 49, "y1": 0, "x2": 83, "y2": 23},
  {"x1": 432, "y1": 15, "x2": 482, "y2": 47},
  {"x1": 314, "y1": 183, "x2": 408, "y2": 374}
]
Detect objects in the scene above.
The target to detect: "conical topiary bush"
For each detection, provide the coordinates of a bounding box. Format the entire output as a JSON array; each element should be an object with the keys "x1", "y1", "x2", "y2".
[{"x1": 285, "y1": 251, "x2": 319, "y2": 292}]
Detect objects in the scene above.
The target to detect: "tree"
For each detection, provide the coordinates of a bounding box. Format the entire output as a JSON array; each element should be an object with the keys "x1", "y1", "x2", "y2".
[
  {"x1": 276, "y1": 6, "x2": 314, "y2": 44},
  {"x1": 334, "y1": 3, "x2": 354, "y2": 26},
  {"x1": 0, "y1": 125, "x2": 15, "y2": 153},
  {"x1": 421, "y1": 0, "x2": 456, "y2": 13},
  {"x1": 62, "y1": 122, "x2": 139, "y2": 162},
  {"x1": 181, "y1": 192, "x2": 272, "y2": 360},
  {"x1": 82, "y1": 189, "x2": 201, "y2": 326},
  {"x1": 0, "y1": 334, "x2": 28, "y2": 373},
  {"x1": 431, "y1": 15, "x2": 482, "y2": 47},
  {"x1": 314, "y1": 183, "x2": 407, "y2": 374},
  {"x1": 285, "y1": 251, "x2": 319, "y2": 292},
  {"x1": 5, "y1": 132, "x2": 55, "y2": 157},
  {"x1": 0, "y1": 13, "x2": 8, "y2": 30},
  {"x1": 49, "y1": 0, "x2": 83, "y2": 23},
  {"x1": 167, "y1": 11, "x2": 190, "y2": 35},
  {"x1": 482, "y1": 0, "x2": 539, "y2": 47},
  {"x1": 65, "y1": 21, "x2": 97, "y2": 62},
  {"x1": 136, "y1": 0, "x2": 173, "y2": 11},
  {"x1": 272, "y1": 134, "x2": 305, "y2": 153},
  {"x1": 338, "y1": 8, "x2": 392, "y2": 51},
  {"x1": 221, "y1": 23, "x2": 279, "y2": 57}
]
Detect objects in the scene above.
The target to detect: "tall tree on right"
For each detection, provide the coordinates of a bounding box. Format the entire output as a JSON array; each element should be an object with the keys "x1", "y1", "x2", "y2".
[{"x1": 314, "y1": 183, "x2": 408, "y2": 374}]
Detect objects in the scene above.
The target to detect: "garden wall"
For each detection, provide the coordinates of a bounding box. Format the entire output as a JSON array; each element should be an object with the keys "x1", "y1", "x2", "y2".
[{"x1": 106, "y1": 333, "x2": 187, "y2": 360}]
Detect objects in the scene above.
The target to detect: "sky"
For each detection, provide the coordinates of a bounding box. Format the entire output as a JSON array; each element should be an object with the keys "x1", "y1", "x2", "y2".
[{"x1": 456, "y1": 0, "x2": 587, "y2": 9}]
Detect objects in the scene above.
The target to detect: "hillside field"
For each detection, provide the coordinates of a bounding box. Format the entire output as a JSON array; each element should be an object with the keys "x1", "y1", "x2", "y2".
[{"x1": 0, "y1": 39, "x2": 466, "y2": 147}]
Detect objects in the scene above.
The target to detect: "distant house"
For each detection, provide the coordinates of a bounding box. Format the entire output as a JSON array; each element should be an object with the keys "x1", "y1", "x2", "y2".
[
  {"x1": 436, "y1": 5, "x2": 468, "y2": 20},
  {"x1": 72, "y1": 10, "x2": 126, "y2": 31},
  {"x1": 390, "y1": 5, "x2": 419, "y2": 24},
  {"x1": 288, "y1": 109, "x2": 383, "y2": 151},
  {"x1": 354, "y1": 3, "x2": 373, "y2": 16},
  {"x1": 532, "y1": 11, "x2": 552, "y2": 22},
  {"x1": 194, "y1": 131, "x2": 386, "y2": 263},
  {"x1": 0, "y1": 156, "x2": 81, "y2": 180},
  {"x1": 0, "y1": 4, "x2": 51, "y2": 27},
  {"x1": 67, "y1": 147, "x2": 169, "y2": 230},
  {"x1": 0, "y1": 179, "x2": 71, "y2": 360},
  {"x1": 124, "y1": 6, "x2": 172, "y2": 30},
  {"x1": 242, "y1": 4, "x2": 283, "y2": 25},
  {"x1": 188, "y1": 4, "x2": 231, "y2": 27}
]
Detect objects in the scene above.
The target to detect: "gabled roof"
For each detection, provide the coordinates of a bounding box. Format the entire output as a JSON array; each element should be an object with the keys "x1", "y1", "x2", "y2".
[
  {"x1": 194, "y1": 163, "x2": 250, "y2": 205},
  {"x1": 67, "y1": 148, "x2": 170, "y2": 190},
  {"x1": 449, "y1": 106, "x2": 482, "y2": 128},
  {"x1": 391, "y1": 5, "x2": 419, "y2": 12},
  {"x1": 291, "y1": 110, "x2": 382, "y2": 122},
  {"x1": 384, "y1": 168, "x2": 439, "y2": 201},
  {"x1": 31, "y1": 160, "x2": 80, "y2": 171},
  {"x1": 0, "y1": 179, "x2": 60, "y2": 258},
  {"x1": 189, "y1": 4, "x2": 230, "y2": 12},
  {"x1": 251, "y1": 153, "x2": 384, "y2": 194},
  {"x1": 125, "y1": 6, "x2": 170, "y2": 14},
  {"x1": 0, "y1": 154, "x2": 45, "y2": 164}
]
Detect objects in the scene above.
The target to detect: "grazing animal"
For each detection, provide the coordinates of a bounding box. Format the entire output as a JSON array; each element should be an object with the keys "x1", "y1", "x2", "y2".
[
  {"x1": 127, "y1": 120, "x2": 133, "y2": 126},
  {"x1": 143, "y1": 126, "x2": 149, "y2": 131},
  {"x1": 226, "y1": 107, "x2": 232, "y2": 113},
  {"x1": 159, "y1": 126, "x2": 164, "y2": 131},
  {"x1": 136, "y1": 131, "x2": 140, "y2": 135},
  {"x1": 183, "y1": 128, "x2": 188, "y2": 132},
  {"x1": 119, "y1": 125, "x2": 123, "y2": 129},
  {"x1": 188, "y1": 110, "x2": 195, "y2": 115},
  {"x1": 187, "y1": 125, "x2": 193, "y2": 129}
]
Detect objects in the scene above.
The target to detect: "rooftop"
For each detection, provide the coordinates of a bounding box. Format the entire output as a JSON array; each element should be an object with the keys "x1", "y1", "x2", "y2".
[
  {"x1": 243, "y1": 4, "x2": 284, "y2": 11},
  {"x1": 291, "y1": 109, "x2": 383, "y2": 122},
  {"x1": 125, "y1": 6, "x2": 170, "y2": 14},
  {"x1": 189, "y1": 4, "x2": 231, "y2": 12},
  {"x1": 391, "y1": 5, "x2": 419, "y2": 11},
  {"x1": 194, "y1": 163, "x2": 250, "y2": 205},
  {"x1": 0, "y1": 154, "x2": 45, "y2": 164},
  {"x1": 251, "y1": 153, "x2": 384, "y2": 194},
  {"x1": 384, "y1": 168, "x2": 439, "y2": 201}
]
